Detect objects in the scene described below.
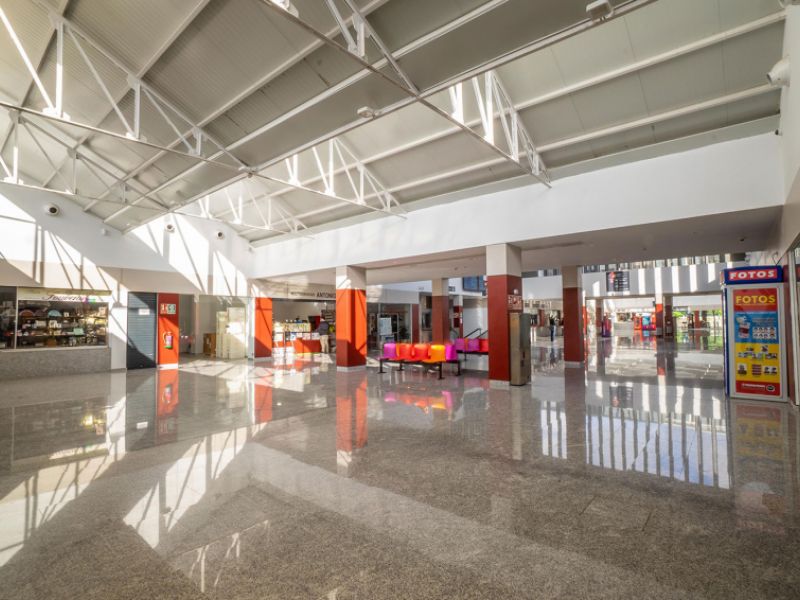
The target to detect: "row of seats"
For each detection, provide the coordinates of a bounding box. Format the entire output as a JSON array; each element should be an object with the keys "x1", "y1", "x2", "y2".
[
  {"x1": 380, "y1": 342, "x2": 458, "y2": 363},
  {"x1": 454, "y1": 338, "x2": 489, "y2": 353}
]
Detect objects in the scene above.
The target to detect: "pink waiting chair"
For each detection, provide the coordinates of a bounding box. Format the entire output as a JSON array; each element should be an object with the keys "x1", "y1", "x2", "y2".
[{"x1": 381, "y1": 342, "x2": 397, "y2": 360}]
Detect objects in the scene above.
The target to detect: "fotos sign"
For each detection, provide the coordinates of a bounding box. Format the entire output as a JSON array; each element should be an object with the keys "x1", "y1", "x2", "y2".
[{"x1": 730, "y1": 287, "x2": 782, "y2": 398}]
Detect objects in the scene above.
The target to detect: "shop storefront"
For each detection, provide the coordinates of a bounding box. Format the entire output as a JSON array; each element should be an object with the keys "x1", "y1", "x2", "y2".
[
  {"x1": 177, "y1": 294, "x2": 248, "y2": 360},
  {"x1": 0, "y1": 286, "x2": 112, "y2": 377},
  {"x1": 0, "y1": 287, "x2": 110, "y2": 349},
  {"x1": 271, "y1": 290, "x2": 336, "y2": 356}
]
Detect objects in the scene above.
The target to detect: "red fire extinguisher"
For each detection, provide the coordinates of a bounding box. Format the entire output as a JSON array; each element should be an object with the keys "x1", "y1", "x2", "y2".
[{"x1": 163, "y1": 331, "x2": 174, "y2": 350}]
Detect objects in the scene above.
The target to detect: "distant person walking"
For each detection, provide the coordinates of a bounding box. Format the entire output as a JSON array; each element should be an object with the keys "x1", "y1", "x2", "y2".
[
  {"x1": 317, "y1": 317, "x2": 330, "y2": 353},
  {"x1": 549, "y1": 314, "x2": 556, "y2": 343}
]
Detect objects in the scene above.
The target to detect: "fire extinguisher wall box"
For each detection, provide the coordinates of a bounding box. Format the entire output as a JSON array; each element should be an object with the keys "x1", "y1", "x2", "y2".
[{"x1": 157, "y1": 293, "x2": 180, "y2": 368}]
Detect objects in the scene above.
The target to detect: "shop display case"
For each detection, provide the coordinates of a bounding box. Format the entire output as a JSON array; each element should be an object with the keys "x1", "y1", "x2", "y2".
[
  {"x1": 14, "y1": 288, "x2": 110, "y2": 349},
  {"x1": 0, "y1": 287, "x2": 15, "y2": 349}
]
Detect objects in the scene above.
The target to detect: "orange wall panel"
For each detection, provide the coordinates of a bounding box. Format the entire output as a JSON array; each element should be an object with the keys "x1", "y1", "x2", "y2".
[
  {"x1": 157, "y1": 293, "x2": 180, "y2": 366},
  {"x1": 254, "y1": 297, "x2": 273, "y2": 358}
]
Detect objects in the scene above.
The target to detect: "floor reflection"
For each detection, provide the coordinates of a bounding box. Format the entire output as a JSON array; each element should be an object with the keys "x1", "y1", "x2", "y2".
[{"x1": 0, "y1": 346, "x2": 798, "y2": 598}]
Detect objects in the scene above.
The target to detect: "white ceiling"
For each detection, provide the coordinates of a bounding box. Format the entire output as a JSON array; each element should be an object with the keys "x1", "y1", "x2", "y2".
[{"x1": 0, "y1": 0, "x2": 786, "y2": 243}]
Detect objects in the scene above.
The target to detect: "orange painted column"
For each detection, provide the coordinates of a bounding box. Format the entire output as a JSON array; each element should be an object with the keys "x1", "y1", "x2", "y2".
[
  {"x1": 486, "y1": 243, "x2": 522, "y2": 384},
  {"x1": 336, "y1": 266, "x2": 367, "y2": 370},
  {"x1": 157, "y1": 293, "x2": 179, "y2": 369},
  {"x1": 336, "y1": 371, "x2": 367, "y2": 475},
  {"x1": 431, "y1": 278, "x2": 450, "y2": 344},
  {"x1": 562, "y1": 266, "x2": 584, "y2": 366},
  {"x1": 253, "y1": 377, "x2": 273, "y2": 424},
  {"x1": 254, "y1": 297, "x2": 273, "y2": 359},
  {"x1": 156, "y1": 369, "x2": 179, "y2": 444},
  {"x1": 595, "y1": 304, "x2": 603, "y2": 330},
  {"x1": 654, "y1": 293, "x2": 664, "y2": 336}
]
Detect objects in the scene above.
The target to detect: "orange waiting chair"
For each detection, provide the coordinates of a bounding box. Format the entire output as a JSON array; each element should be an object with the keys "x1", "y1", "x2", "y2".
[
  {"x1": 423, "y1": 344, "x2": 447, "y2": 380},
  {"x1": 412, "y1": 343, "x2": 431, "y2": 361}
]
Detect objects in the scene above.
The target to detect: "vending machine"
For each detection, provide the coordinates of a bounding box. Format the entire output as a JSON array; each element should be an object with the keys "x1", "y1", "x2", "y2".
[{"x1": 722, "y1": 266, "x2": 786, "y2": 401}]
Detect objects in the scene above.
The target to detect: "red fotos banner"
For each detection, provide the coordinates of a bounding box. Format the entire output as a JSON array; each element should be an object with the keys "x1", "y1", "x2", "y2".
[{"x1": 733, "y1": 288, "x2": 778, "y2": 313}]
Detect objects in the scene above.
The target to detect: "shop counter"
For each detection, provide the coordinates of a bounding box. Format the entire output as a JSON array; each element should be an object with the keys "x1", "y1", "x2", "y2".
[
  {"x1": 293, "y1": 339, "x2": 322, "y2": 354},
  {"x1": 0, "y1": 345, "x2": 111, "y2": 380}
]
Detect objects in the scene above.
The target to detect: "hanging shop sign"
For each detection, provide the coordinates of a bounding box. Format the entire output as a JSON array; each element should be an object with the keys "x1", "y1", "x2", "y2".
[
  {"x1": 605, "y1": 270, "x2": 630, "y2": 292},
  {"x1": 17, "y1": 287, "x2": 112, "y2": 303},
  {"x1": 261, "y1": 282, "x2": 336, "y2": 301},
  {"x1": 722, "y1": 267, "x2": 786, "y2": 401}
]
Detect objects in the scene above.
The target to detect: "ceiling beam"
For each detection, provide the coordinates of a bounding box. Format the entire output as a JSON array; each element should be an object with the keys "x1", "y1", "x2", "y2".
[
  {"x1": 245, "y1": 11, "x2": 784, "y2": 207},
  {"x1": 96, "y1": 0, "x2": 392, "y2": 226},
  {"x1": 537, "y1": 84, "x2": 776, "y2": 153},
  {"x1": 0, "y1": 0, "x2": 70, "y2": 162},
  {"x1": 256, "y1": 0, "x2": 548, "y2": 186},
  {"x1": 121, "y1": 0, "x2": 657, "y2": 235}
]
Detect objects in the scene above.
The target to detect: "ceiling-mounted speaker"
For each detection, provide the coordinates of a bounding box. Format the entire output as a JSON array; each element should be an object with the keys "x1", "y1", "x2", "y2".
[
  {"x1": 586, "y1": 0, "x2": 614, "y2": 22},
  {"x1": 767, "y1": 57, "x2": 791, "y2": 88}
]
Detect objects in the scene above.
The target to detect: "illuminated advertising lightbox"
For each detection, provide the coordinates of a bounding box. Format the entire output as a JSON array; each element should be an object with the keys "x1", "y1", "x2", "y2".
[
  {"x1": 731, "y1": 288, "x2": 781, "y2": 397},
  {"x1": 722, "y1": 267, "x2": 786, "y2": 401}
]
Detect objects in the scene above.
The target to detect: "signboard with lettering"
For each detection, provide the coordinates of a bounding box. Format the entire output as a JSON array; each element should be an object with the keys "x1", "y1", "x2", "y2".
[
  {"x1": 160, "y1": 303, "x2": 177, "y2": 315},
  {"x1": 723, "y1": 271, "x2": 786, "y2": 401},
  {"x1": 605, "y1": 270, "x2": 630, "y2": 292},
  {"x1": 723, "y1": 266, "x2": 783, "y2": 284},
  {"x1": 261, "y1": 282, "x2": 336, "y2": 300},
  {"x1": 17, "y1": 287, "x2": 111, "y2": 303}
]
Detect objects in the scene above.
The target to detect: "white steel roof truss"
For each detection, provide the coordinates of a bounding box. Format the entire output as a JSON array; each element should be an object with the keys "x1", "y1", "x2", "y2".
[
  {"x1": 255, "y1": 0, "x2": 550, "y2": 188},
  {"x1": 0, "y1": 110, "x2": 168, "y2": 210},
  {"x1": 0, "y1": 3, "x2": 246, "y2": 222}
]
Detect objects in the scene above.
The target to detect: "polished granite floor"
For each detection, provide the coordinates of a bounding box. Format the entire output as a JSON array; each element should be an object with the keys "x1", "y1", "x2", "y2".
[{"x1": 0, "y1": 336, "x2": 798, "y2": 599}]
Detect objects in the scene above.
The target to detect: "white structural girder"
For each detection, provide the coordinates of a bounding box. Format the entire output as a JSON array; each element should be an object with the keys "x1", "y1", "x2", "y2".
[
  {"x1": 451, "y1": 70, "x2": 548, "y2": 181},
  {"x1": 257, "y1": 0, "x2": 550, "y2": 188},
  {"x1": 0, "y1": 111, "x2": 169, "y2": 210},
  {"x1": 325, "y1": 0, "x2": 419, "y2": 92},
  {"x1": 208, "y1": 137, "x2": 404, "y2": 228},
  {"x1": 178, "y1": 180, "x2": 312, "y2": 238},
  {"x1": 121, "y1": 0, "x2": 657, "y2": 236},
  {"x1": 0, "y1": 1, "x2": 244, "y2": 221}
]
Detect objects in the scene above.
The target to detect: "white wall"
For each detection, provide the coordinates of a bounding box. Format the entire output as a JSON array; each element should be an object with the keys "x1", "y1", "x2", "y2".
[
  {"x1": 523, "y1": 262, "x2": 741, "y2": 300},
  {"x1": 0, "y1": 185, "x2": 262, "y2": 369},
  {"x1": 462, "y1": 298, "x2": 487, "y2": 335},
  {"x1": 251, "y1": 134, "x2": 783, "y2": 278},
  {"x1": 366, "y1": 286, "x2": 420, "y2": 304},
  {"x1": 779, "y1": 6, "x2": 800, "y2": 254}
]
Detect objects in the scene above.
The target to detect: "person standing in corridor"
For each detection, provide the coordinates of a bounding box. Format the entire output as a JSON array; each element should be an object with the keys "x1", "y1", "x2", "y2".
[
  {"x1": 549, "y1": 314, "x2": 556, "y2": 343},
  {"x1": 317, "y1": 317, "x2": 330, "y2": 354}
]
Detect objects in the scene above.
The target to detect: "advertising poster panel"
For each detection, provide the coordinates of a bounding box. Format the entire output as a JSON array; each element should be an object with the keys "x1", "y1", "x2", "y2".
[
  {"x1": 731, "y1": 287, "x2": 782, "y2": 397},
  {"x1": 723, "y1": 266, "x2": 786, "y2": 401}
]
